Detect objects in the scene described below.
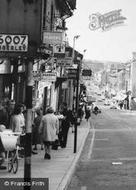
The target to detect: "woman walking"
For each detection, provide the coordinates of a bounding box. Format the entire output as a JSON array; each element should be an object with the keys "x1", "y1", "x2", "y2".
[
  {"x1": 39, "y1": 107, "x2": 59, "y2": 159},
  {"x1": 32, "y1": 108, "x2": 42, "y2": 151}
]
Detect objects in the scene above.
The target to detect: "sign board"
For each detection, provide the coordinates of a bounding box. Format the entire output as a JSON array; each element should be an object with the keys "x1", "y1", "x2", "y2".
[
  {"x1": 57, "y1": 57, "x2": 73, "y2": 67},
  {"x1": 82, "y1": 69, "x2": 92, "y2": 76},
  {"x1": 0, "y1": 34, "x2": 28, "y2": 52},
  {"x1": 43, "y1": 31, "x2": 63, "y2": 45},
  {"x1": 41, "y1": 72, "x2": 57, "y2": 82},
  {"x1": 53, "y1": 44, "x2": 65, "y2": 54},
  {"x1": 67, "y1": 68, "x2": 77, "y2": 79},
  {"x1": 37, "y1": 46, "x2": 52, "y2": 55},
  {"x1": 82, "y1": 76, "x2": 92, "y2": 80}
]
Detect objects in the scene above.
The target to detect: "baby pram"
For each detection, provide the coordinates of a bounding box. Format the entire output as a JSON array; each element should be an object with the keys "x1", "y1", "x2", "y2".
[{"x1": 0, "y1": 130, "x2": 25, "y2": 174}]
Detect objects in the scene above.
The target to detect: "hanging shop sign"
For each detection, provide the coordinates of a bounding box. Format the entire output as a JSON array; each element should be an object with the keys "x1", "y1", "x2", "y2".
[
  {"x1": 67, "y1": 68, "x2": 77, "y2": 79},
  {"x1": 57, "y1": 57, "x2": 73, "y2": 67},
  {"x1": 0, "y1": 34, "x2": 28, "y2": 52},
  {"x1": 53, "y1": 44, "x2": 65, "y2": 54},
  {"x1": 37, "y1": 45, "x2": 52, "y2": 55},
  {"x1": 42, "y1": 31, "x2": 64, "y2": 45},
  {"x1": 41, "y1": 72, "x2": 57, "y2": 82},
  {"x1": 53, "y1": 44, "x2": 65, "y2": 58}
]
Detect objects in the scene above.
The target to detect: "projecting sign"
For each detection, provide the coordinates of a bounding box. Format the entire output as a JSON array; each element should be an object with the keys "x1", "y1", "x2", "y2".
[
  {"x1": 57, "y1": 57, "x2": 73, "y2": 67},
  {"x1": 53, "y1": 44, "x2": 65, "y2": 54},
  {"x1": 67, "y1": 68, "x2": 77, "y2": 79},
  {"x1": 0, "y1": 34, "x2": 28, "y2": 52},
  {"x1": 43, "y1": 31, "x2": 63, "y2": 45},
  {"x1": 41, "y1": 72, "x2": 57, "y2": 82}
]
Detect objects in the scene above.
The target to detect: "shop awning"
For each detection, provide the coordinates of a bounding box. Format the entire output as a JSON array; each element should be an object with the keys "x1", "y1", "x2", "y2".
[{"x1": 55, "y1": 77, "x2": 67, "y2": 89}]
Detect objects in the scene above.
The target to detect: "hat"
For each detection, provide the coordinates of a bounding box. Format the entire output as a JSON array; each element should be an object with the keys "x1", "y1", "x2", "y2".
[{"x1": 46, "y1": 107, "x2": 54, "y2": 113}]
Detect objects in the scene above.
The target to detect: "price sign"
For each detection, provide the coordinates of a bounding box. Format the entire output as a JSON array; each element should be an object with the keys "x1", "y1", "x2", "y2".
[{"x1": 0, "y1": 34, "x2": 28, "y2": 52}]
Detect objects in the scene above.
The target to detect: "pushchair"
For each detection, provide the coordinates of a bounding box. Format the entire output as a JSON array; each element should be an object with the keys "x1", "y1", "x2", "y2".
[{"x1": 0, "y1": 131, "x2": 25, "y2": 174}]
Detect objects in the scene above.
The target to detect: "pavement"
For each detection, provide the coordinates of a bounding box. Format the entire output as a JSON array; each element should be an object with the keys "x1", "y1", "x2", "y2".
[{"x1": 0, "y1": 119, "x2": 90, "y2": 190}]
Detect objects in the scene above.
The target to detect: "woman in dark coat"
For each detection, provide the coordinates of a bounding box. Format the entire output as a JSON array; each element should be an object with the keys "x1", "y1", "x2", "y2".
[
  {"x1": 32, "y1": 109, "x2": 42, "y2": 151},
  {"x1": 85, "y1": 107, "x2": 91, "y2": 121}
]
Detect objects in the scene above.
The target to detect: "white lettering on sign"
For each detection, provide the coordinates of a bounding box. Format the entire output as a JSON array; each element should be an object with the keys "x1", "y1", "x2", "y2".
[{"x1": 0, "y1": 34, "x2": 28, "y2": 52}]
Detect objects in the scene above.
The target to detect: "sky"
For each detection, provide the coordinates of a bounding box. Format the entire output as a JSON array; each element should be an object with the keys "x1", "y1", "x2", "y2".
[{"x1": 66, "y1": 0, "x2": 136, "y2": 62}]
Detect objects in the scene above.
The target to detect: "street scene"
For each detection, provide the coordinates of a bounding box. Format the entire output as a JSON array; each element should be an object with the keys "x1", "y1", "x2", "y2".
[
  {"x1": 0, "y1": 0, "x2": 136, "y2": 190},
  {"x1": 68, "y1": 107, "x2": 136, "y2": 190}
]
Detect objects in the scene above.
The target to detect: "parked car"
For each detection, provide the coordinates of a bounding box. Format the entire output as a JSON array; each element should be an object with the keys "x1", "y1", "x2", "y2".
[
  {"x1": 104, "y1": 100, "x2": 110, "y2": 106},
  {"x1": 110, "y1": 105, "x2": 118, "y2": 109}
]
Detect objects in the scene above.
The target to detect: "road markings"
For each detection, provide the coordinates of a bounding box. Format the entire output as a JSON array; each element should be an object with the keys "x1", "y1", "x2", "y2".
[
  {"x1": 87, "y1": 124, "x2": 95, "y2": 160},
  {"x1": 95, "y1": 138, "x2": 109, "y2": 141},
  {"x1": 112, "y1": 162, "x2": 123, "y2": 165},
  {"x1": 81, "y1": 186, "x2": 87, "y2": 190}
]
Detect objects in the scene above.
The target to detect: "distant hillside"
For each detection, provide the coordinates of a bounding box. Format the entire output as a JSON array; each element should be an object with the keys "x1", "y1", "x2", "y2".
[
  {"x1": 83, "y1": 60, "x2": 122, "y2": 72},
  {"x1": 82, "y1": 60, "x2": 104, "y2": 72}
]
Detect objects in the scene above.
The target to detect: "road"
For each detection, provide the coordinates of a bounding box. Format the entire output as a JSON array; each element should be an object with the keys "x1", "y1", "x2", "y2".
[{"x1": 67, "y1": 107, "x2": 136, "y2": 190}]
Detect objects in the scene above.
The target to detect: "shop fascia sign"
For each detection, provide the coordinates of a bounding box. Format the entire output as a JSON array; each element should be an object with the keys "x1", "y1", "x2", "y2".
[
  {"x1": 0, "y1": 34, "x2": 28, "y2": 52},
  {"x1": 42, "y1": 31, "x2": 64, "y2": 45},
  {"x1": 89, "y1": 9, "x2": 126, "y2": 31}
]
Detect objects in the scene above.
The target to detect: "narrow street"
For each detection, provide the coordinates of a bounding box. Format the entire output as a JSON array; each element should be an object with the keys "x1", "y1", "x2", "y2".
[{"x1": 67, "y1": 108, "x2": 136, "y2": 190}]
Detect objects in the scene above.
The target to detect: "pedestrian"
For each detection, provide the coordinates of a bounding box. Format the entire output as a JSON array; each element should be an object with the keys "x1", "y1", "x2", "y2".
[
  {"x1": 18, "y1": 103, "x2": 26, "y2": 133},
  {"x1": 10, "y1": 104, "x2": 25, "y2": 133},
  {"x1": 78, "y1": 105, "x2": 84, "y2": 122},
  {"x1": 85, "y1": 107, "x2": 91, "y2": 121},
  {"x1": 6, "y1": 100, "x2": 16, "y2": 128},
  {"x1": 119, "y1": 100, "x2": 123, "y2": 109},
  {"x1": 59, "y1": 102, "x2": 74, "y2": 148},
  {"x1": 0, "y1": 101, "x2": 8, "y2": 128},
  {"x1": 0, "y1": 125, "x2": 7, "y2": 170},
  {"x1": 39, "y1": 107, "x2": 59, "y2": 159},
  {"x1": 32, "y1": 108, "x2": 42, "y2": 151}
]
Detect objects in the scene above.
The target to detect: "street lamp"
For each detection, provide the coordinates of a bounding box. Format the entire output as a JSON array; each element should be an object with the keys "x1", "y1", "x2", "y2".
[
  {"x1": 72, "y1": 35, "x2": 80, "y2": 153},
  {"x1": 72, "y1": 35, "x2": 80, "y2": 63}
]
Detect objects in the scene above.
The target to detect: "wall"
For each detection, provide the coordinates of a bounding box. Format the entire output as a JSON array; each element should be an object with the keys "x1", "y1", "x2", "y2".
[{"x1": 0, "y1": 0, "x2": 42, "y2": 56}]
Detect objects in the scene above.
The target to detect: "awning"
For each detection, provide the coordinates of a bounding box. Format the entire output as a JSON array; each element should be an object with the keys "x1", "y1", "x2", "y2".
[{"x1": 55, "y1": 77, "x2": 67, "y2": 88}]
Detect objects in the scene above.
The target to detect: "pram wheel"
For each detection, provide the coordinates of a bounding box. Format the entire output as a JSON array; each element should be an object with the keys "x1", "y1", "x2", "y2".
[
  {"x1": 12, "y1": 157, "x2": 18, "y2": 174},
  {"x1": 8, "y1": 158, "x2": 13, "y2": 173},
  {"x1": 7, "y1": 150, "x2": 18, "y2": 174}
]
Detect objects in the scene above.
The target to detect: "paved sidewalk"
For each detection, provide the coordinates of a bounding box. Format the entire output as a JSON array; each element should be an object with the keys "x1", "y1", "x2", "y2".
[{"x1": 0, "y1": 120, "x2": 90, "y2": 190}]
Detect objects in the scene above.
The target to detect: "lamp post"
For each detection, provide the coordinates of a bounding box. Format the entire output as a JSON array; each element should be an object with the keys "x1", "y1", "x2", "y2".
[
  {"x1": 72, "y1": 35, "x2": 80, "y2": 153},
  {"x1": 72, "y1": 35, "x2": 80, "y2": 62}
]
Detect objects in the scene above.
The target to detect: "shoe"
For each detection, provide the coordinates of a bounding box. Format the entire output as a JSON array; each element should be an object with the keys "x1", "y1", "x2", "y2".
[
  {"x1": 47, "y1": 154, "x2": 51, "y2": 159},
  {"x1": 44, "y1": 153, "x2": 51, "y2": 160},
  {"x1": 32, "y1": 151, "x2": 38, "y2": 155},
  {"x1": 0, "y1": 165, "x2": 7, "y2": 170},
  {"x1": 61, "y1": 144, "x2": 66, "y2": 148}
]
